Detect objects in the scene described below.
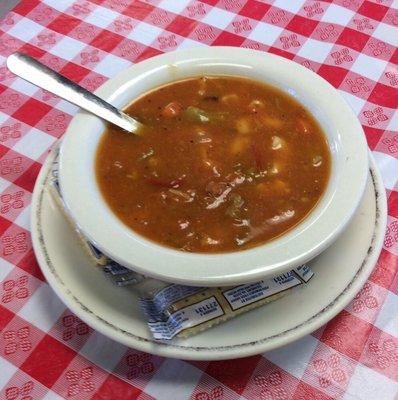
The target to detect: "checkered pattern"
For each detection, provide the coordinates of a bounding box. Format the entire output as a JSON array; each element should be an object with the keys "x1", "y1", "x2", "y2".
[{"x1": 0, "y1": 0, "x2": 397, "y2": 398}]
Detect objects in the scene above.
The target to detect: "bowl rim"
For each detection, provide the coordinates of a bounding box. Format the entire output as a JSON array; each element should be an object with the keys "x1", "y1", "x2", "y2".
[{"x1": 59, "y1": 46, "x2": 369, "y2": 286}]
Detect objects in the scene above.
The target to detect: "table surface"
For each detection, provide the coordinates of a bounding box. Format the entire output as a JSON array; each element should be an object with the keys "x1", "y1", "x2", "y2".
[{"x1": 0, "y1": 0, "x2": 397, "y2": 399}]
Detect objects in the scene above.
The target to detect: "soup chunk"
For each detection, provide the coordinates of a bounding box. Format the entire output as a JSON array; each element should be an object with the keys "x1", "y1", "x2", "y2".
[{"x1": 96, "y1": 76, "x2": 331, "y2": 253}]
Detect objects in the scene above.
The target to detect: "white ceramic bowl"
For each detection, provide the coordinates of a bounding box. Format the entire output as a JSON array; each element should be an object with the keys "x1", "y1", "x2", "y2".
[{"x1": 59, "y1": 47, "x2": 368, "y2": 287}]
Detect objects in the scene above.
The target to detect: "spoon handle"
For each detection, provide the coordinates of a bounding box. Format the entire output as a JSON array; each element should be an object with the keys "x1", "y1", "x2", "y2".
[{"x1": 7, "y1": 52, "x2": 141, "y2": 134}]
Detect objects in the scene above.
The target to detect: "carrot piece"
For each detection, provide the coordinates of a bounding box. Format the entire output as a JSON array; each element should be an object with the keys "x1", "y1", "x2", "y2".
[{"x1": 161, "y1": 102, "x2": 182, "y2": 118}]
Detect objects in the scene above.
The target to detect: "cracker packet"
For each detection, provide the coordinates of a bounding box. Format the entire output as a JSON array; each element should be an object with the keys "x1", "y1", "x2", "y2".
[
  {"x1": 136, "y1": 265, "x2": 313, "y2": 339},
  {"x1": 48, "y1": 151, "x2": 314, "y2": 340}
]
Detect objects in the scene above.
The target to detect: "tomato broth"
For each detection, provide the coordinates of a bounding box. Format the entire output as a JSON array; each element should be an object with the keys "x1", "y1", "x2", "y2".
[{"x1": 96, "y1": 76, "x2": 331, "y2": 253}]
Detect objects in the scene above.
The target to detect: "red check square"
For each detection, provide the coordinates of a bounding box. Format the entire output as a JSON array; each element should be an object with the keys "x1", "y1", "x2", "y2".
[
  {"x1": 320, "y1": 310, "x2": 373, "y2": 361},
  {"x1": 317, "y1": 65, "x2": 348, "y2": 88},
  {"x1": 370, "y1": 249, "x2": 398, "y2": 290},
  {"x1": 336, "y1": 27, "x2": 369, "y2": 52},
  {"x1": 47, "y1": 14, "x2": 81, "y2": 35},
  {"x1": 212, "y1": 31, "x2": 245, "y2": 46},
  {"x1": 206, "y1": 355, "x2": 262, "y2": 395},
  {"x1": 286, "y1": 15, "x2": 318, "y2": 36},
  {"x1": 268, "y1": 46, "x2": 295, "y2": 60},
  {"x1": 0, "y1": 215, "x2": 13, "y2": 237},
  {"x1": 13, "y1": 161, "x2": 42, "y2": 192},
  {"x1": 17, "y1": 43, "x2": 46, "y2": 59},
  {"x1": 90, "y1": 29, "x2": 124, "y2": 53},
  {"x1": 93, "y1": 374, "x2": 143, "y2": 400},
  {"x1": 358, "y1": 1, "x2": 389, "y2": 21},
  {"x1": 21, "y1": 335, "x2": 77, "y2": 388},
  {"x1": 59, "y1": 62, "x2": 91, "y2": 83},
  {"x1": 12, "y1": 0, "x2": 40, "y2": 16},
  {"x1": 166, "y1": 15, "x2": 198, "y2": 37},
  {"x1": 390, "y1": 47, "x2": 398, "y2": 64},
  {"x1": 17, "y1": 249, "x2": 46, "y2": 281},
  {"x1": 368, "y1": 83, "x2": 397, "y2": 109},
  {"x1": 135, "y1": 47, "x2": 162, "y2": 63},
  {"x1": 12, "y1": 99, "x2": 52, "y2": 127},
  {"x1": 124, "y1": 2, "x2": 155, "y2": 20},
  {"x1": 363, "y1": 126, "x2": 384, "y2": 150},
  {"x1": 292, "y1": 381, "x2": 334, "y2": 400},
  {"x1": 0, "y1": 304, "x2": 14, "y2": 331},
  {"x1": 387, "y1": 190, "x2": 398, "y2": 219},
  {"x1": 239, "y1": 1, "x2": 271, "y2": 20}
]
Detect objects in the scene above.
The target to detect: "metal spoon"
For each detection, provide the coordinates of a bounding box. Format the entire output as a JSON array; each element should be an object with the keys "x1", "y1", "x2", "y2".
[{"x1": 7, "y1": 52, "x2": 143, "y2": 134}]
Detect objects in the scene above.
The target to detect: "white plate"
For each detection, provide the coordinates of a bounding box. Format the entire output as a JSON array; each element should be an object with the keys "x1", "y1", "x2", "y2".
[{"x1": 31, "y1": 149, "x2": 386, "y2": 360}]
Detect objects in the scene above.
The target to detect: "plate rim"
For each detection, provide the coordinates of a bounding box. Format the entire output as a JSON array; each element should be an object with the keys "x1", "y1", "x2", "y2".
[{"x1": 31, "y1": 149, "x2": 387, "y2": 360}]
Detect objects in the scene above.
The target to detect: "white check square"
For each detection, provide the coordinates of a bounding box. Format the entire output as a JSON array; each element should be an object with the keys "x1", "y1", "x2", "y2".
[
  {"x1": 10, "y1": 79, "x2": 39, "y2": 97},
  {"x1": 93, "y1": 53, "x2": 131, "y2": 78},
  {"x1": 42, "y1": 0, "x2": 70, "y2": 12},
  {"x1": 55, "y1": 100, "x2": 79, "y2": 116},
  {"x1": 342, "y1": 364, "x2": 398, "y2": 400},
  {"x1": 7, "y1": 18, "x2": 44, "y2": 42},
  {"x1": 338, "y1": 90, "x2": 366, "y2": 115},
  {"x1": 0, "y1": 258, "x2": 14, "y2": 282},
  {"x1": 145, "y1": 359, "x2": 202, "y2": 399},
  {"x1": 266, "y1": 335, "x2": 319, "y2": 378},
  {"x1": 201, "y1": 7, "x2": 236, "y2": 30},
  {"x1": 158, "y1": 0, "x2": 191, "y2": 14},
  {"x1": 84, "y1": 6, "x2": 120, "y2": 29},
  {"x1": 127, "y1": 22, "x2": 163, "y2": 46},
  {"x1": 0, "y1": 358, "x2": 18, "y2": 390},
  {"x1": 387, "y1": 111, "x2": 398, "y2": 131},
  {"x1": 14, "y1": 205, "x2": 31, "y2": 231},
  {"x1": 321, "y1": 4, "x2": 355, "y2": 26},
  {"x1": 273, "y1": 0, "x2": 305, "y2": 14},
  {"x1": 50, "y1": 36, "x2": 87, "y2": 60},
  {"x1": 0, "y1": 111, "x2": 10, "y2": 125},
  {"x1": 372, "y1": 151, "x2": 398, "y2": 191},
  {"x1": 374, "y1": 291, "x2": 398, "y2": 338},
  {"x1": 80, "y1": 331, "x2": 127, "y2": 370},
  {"x1": 178, "y1": 38, "x2": 208, "y2": 50},
  {"x1": 248, "y1": 22, "x2": 283, "y2": 46},
  {"x1": 297, "y1": 38, "x2": 333, "y2": 63},
  {"x1": 351, "y1": 53, "x2": 387, "y2": 81},
  {"x1": 372, "y1": 22, "x2": 397, "y2": 46},
  {"x1": 19, "y1": 283, "x2": 66, "y2": 332},
  {"x1": 13, "y1": 128, "x2": 56, "y2": 160},
  {"x1": 42, "y1": 391, "x2": 65, "y2": 400}
]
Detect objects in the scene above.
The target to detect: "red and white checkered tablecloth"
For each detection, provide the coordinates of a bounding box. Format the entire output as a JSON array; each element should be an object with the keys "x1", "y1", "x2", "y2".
[{"x1": 0, "y1": 0, "x2": 397, "y2": 398}]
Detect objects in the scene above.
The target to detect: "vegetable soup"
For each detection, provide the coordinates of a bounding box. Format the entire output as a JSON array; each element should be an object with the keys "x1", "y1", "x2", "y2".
[{"x1": 96, "y1": 76, "x2": 331, "y2": 253}]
